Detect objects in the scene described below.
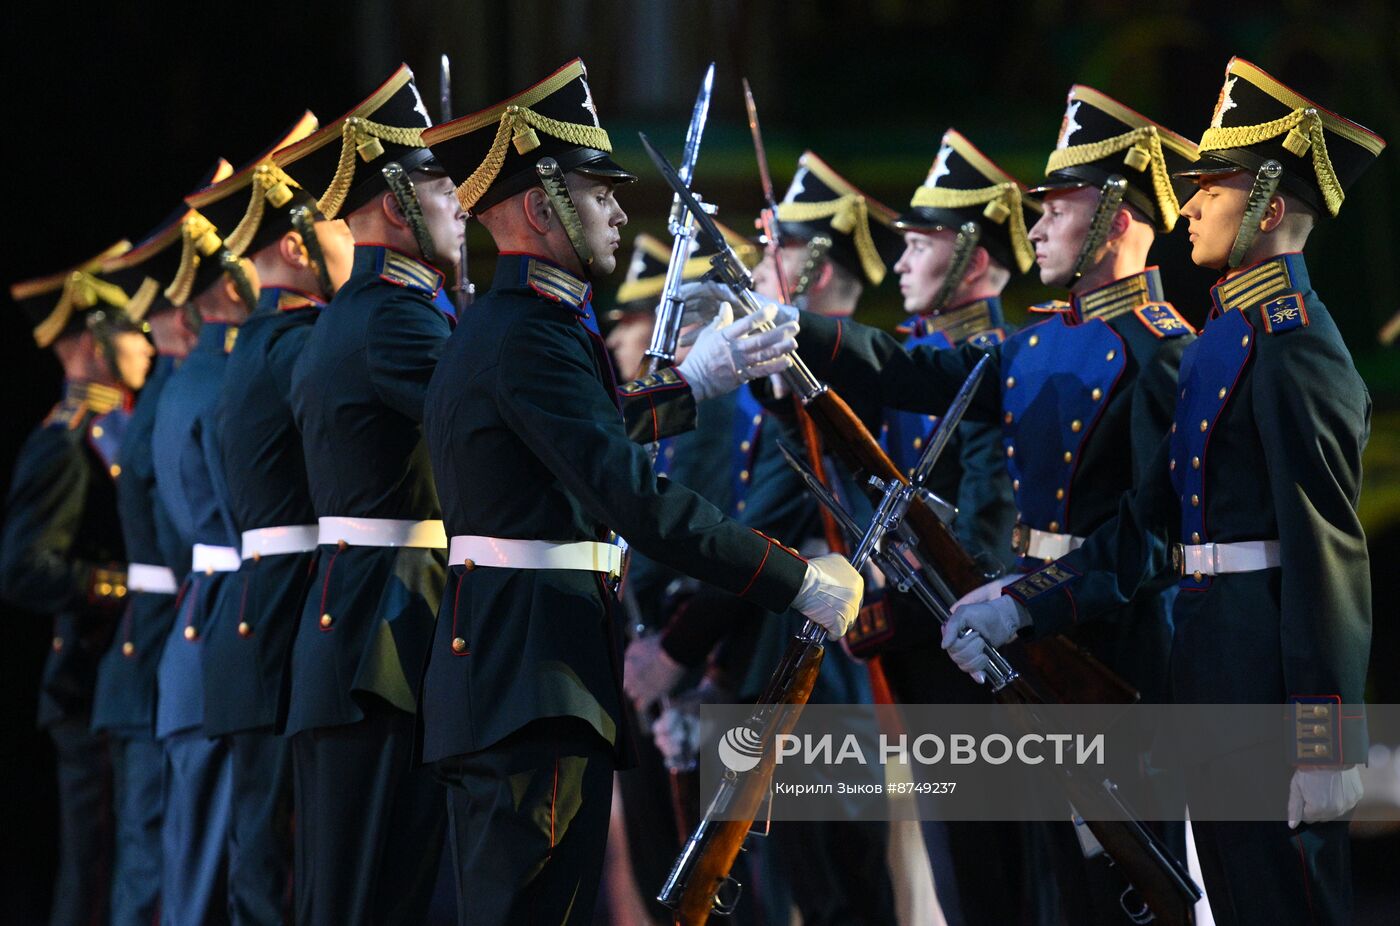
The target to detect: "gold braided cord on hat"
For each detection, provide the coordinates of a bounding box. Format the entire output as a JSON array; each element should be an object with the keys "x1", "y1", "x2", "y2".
[
  {"x1": 164, "y1": 212, "x2": 223, "y2": 307},
  {"x1": 1200, "y1": 108, "x2": 1344, "y2": 216},
  {"x1": 34, "y1": 271, "x2": 131, "y2": 348},
  {"x1": 777, "y1": 194, "x2": 887, "y2": 285},
  {"x1": 454, "y1": 105, "x2": 613, "y2": 211},
  {"x1": 317, "y1": 117, "x2": 427, "y2": 219},
  {"x1": 125, "y1": 277, "x2": 162, "y2": 322},
  {"x1": 223, "y1": 163, "x2": 304, "y2": 257},
  {"x1": 911, "y1": 182, "x2": 1036, "y2": 272},
  {"x1": 1045, "y1": 125, "x2": 1182, "y2": 229}
]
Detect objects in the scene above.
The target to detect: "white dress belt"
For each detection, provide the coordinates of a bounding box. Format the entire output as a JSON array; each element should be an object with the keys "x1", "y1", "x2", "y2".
[
  {"x1": 1173, "y1": 540, "x2": 1281, "y2": 576},
  {"x1": 448, "y1": 535, "x2": 622, "y2": 578},
  {"x1": 241, "y1": 524, "x2": 320, "y2": 559},
  {"x1": 1025, "y1": 528, "x2": 1085, "y2": 561},
  {"x1": 127, "y1": 563, "x2": 178, "y2": 594},
  {"x1": 191, "y1": 544, "x2": 241, "y2": 574},
  {"x1": 317, "y1": 517, "x2": 447, "y2": 549}
]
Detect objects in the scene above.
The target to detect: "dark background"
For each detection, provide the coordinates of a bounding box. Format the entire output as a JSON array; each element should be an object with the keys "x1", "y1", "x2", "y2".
[{"x1": 2, "y1": 1, "x2": 1397, "y2": 922}]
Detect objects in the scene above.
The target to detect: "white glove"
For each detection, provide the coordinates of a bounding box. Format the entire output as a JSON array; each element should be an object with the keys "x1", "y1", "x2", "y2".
[
  {"x1": 677, "y1": 280, "x2": 799, "y2": 342},
  {"x1": 940, "y1": 595, "x2": 1031, "y2": 683},
  {"x1": 623, "y1": 635, "x2": 684, "y2": 714},
  {"x1": 676, "y1": 303, "x2": 797, "y2": 401},
  {"x1": 651, "y1": 700, "x2": 701, "y2": 769},
  {"x1": 790, "y1": 553, "x2": 863, "y2": 637},
  {"x1": 1287, "y1": 766, "x2": 1363, "y2": 829}
]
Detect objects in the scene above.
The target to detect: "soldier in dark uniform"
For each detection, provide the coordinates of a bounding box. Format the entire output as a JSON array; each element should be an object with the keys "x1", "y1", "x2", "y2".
[
  {"x1": 682, "y1": 84, "x2": 1201, "y2": 923},
  {"x1": 3, "y1": 241, "x2": 156, "y2": 926},
  {"x1": 274, "y1": 65, "x2": 461, "y2": 926},
  {"x1": 946, "y1": 57, "x2": 1385, "y2": 926},
  {"x1": 194, "y1": 109, "x2": 356, "y2": 923},
  {"x1": 89, "y1": 166, "x2": 223, "y2": 924},
  {"x1": 151, "y1": 115, "x2": 319, "y2": 926},
  {"x1": 417, "y1": 58, "x2": 861, "y2": 925}
]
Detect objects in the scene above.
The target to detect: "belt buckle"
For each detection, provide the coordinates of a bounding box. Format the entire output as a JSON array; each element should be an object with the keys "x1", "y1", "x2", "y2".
[
  {"x1": 1010, "y1": 524, "x2": 1030, "y2": 556},
  {"x1": 1170, "y1": 543, "x2": 1185, "y2": 576}
]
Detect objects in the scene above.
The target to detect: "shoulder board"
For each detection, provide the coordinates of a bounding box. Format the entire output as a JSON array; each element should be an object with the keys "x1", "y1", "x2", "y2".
[
  {"x1": 966, "y1": 327, "x2": 1006, "y2": 350},
  {"x1": 42, "y1": 397, "x2": 86, "y2": 431},
  {"x1": 1132, "y1": 301, "x2": 1194, "y2": 338},
  {"x1": 379, "y1": 251, "x2": 444, "y2": 296},
  {"x1": 618, "y1": 367, "x2": 686, "y2": 397},
  {"x1": 1028, "y1": 300, "x2": 1072, "y2": 314},
  {"x1": 1260, "y1": 293, "x2": 1309, "y2": 335}
]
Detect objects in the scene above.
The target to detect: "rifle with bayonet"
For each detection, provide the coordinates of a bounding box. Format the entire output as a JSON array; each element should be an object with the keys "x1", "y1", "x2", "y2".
[
  {"x1": 644, "y1": 63, "x2": 716, "y2": 378},
  {"x1": 440, "y1": 54, "x2": 474, "y2": 311},
  {"x1": 656, "y1": 352, "x2": 991, "y2": 925},
  {"x1": 638, "y1": 133, "x2": 1134, "y2": 708},
  {"x1": 777, "y1": 437, "x2": 1201, "y2": 926}
]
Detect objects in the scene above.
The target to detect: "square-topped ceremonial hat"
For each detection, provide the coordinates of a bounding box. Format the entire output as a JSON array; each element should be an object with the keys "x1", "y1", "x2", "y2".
[
  {"x1": 775, "y1": 151, "x2": 902, "y2": 286},
  {"x1": 167, "y1": 114, "x2": 319, "y2": 306},
  {"x1": 272, "y1": 65, "x2": 438, "y2": 220},
  {"x1": 422, "y1": 58, "x2": 635, "y2": 214},
  {"x1": 615, "y1": 219, "x2": 759, "y2": 308},
  {"x1": 98, "y1": 158, "x2": 235, "y2": 322},
  {"x1": 10, "y1": 241, "x2": 133, "y2": 348},
  {"x1": 1178, "y1": 57, "x2": 1386, "y2": 217},
  {"x1": 1030, "y1": 85, "x2": 1199, "y2": 232},
  {"x1": 898, "y1": 128, "x2": 1039, "y2": 274}
]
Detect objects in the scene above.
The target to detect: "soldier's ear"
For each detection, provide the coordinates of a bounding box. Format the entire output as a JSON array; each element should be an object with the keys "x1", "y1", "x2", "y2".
[
  {"x1": 964, "y1": 245, "x2": 991, "y2": 284},
  {"x1": 381, "y1": 190, "x2": 409, "y2": 231},
  {"x1": 279, "y1": 231, "x2": 311, "y2": 269},
  {"x1": 523, "y1": 187, "x2": 554, "y2": 235},
  {"x1": 1259, "y1": 194, "x2": 1288, "y2": 233}
]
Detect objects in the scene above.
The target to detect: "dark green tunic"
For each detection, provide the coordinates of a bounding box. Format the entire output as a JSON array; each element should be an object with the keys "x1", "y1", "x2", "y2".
[{"x1": 419, "y1": 253, "x2": 807, "y2": 762}]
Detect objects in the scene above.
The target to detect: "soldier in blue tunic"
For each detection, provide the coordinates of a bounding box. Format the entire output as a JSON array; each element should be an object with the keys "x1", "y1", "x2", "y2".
[
  {"x1": 3, "y1": 241, "x2": 155, "y2": 926},
  {"x1": 192, "y1": 108, "x2": 357, "y2": 923},
  {"x1": 267, "y1": 65, "x2": 462, "y2": 926},
  {"x1": 89, "y1": 169, "x2": 221, "y2": 924},
  {"x1": 945, "y1": 57, "x2": 1385, "y2": 926},
  {"x1": 417, "y1": 58, "x2": 860, "y2": 925},
  {"x1": 151, "y1": 114, "x2": 320, "y2": 926},
  {"x1": 681, "y1": 83, "x2": 1201, "y2": 923}
]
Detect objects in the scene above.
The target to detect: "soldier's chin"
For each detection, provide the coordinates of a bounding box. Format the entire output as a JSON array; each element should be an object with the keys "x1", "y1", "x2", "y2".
[{"x1": 1190, "y1": 240, "x2": 1229, "y2": 272}]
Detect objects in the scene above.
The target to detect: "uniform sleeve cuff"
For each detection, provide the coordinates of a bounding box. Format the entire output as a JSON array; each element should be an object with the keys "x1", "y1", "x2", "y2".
[{"x1": 1002, "y1": 562, "x2": 1080, "y2": 638}]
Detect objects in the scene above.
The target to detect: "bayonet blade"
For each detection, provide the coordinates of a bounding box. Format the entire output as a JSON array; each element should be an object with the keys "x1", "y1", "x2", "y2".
[
  {"x1": 907, "y1": 354, "x2": 990, "y2": 490},
  {"x1": 777, "y1": 442, "x2": 864, "y2": 545},
  {"x1": 677, "y1": 62, "x2": 716, "y2": 188},
  {"x1": 743, "y1": 78, "x2": 778, "y2": 212},
  {"x1": 439, "y1": 54, "x2": 452, "y2": 123}
]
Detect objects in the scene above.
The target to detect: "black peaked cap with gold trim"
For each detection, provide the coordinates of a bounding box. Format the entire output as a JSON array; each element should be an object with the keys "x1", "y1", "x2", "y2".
[
  {"x1": 1179, "y1": 57, "x2": 1386, "y2": 217},
  {"x1": 422, "y1": 58, "x2": 636, "y2": 215},
  {"x1": 1030, "y1": 85, "x2": 1199, "y2": 232},
  {"x1": 272, "y1": 65, "x2": 438, "y2": 220},
  {"x1": 168, "y1": 114, "x2": 320, "y2": 306},
  {"x1": 615, "y1": 219, "x2": 759, "y2": 308},
  {"x1": 10, "y1": 241, "x2": 133, "y2": 348},
  {"x1": 898, "y1": 129, "x2": 1039, "y2": 274},
  {"x1": 776, "y1": 151, "x2": 902, "y2": 286},
  {"x1": 100, "y1": 158, "x2": 235, "y2": 321}
]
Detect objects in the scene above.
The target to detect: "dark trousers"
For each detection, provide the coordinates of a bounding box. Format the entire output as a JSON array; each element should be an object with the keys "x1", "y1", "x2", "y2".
[
  {"x1": 435, "y1": 717, "x2": 614, "y2": 926},
  {"x1": 162, "y1": 729, "x2": 232, "y2": 926},
  {"x1": 291, "y1": 698, "x2": 445, "y2": 926},
  {"x1": 228, "y1": 731, "x2": 293, "y2": 925},
  {"x1": 110, "y1": 732, "x2": 163, "y2": 925},
  {"x1": 768, "y1": 819, "x2": 897, "y2": 926},
  {"x1": 48, "y1": 718, "x2": 113, "y2": 926}
]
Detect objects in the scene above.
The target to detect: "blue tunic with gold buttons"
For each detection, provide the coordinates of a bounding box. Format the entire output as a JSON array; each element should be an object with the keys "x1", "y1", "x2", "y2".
[
  {"x1": 793, "y1": 268, "x2": 1193, "y2": 699},
  {"x1": 419, "y1": 253, "x2": 807, "y2": 763},
  {"x1": 1008, "y1": 253, "x2": 1371, "y2": 759},
  {"x1": 1, "y1": 381, "x2": 132, "y2": 726},
  {"x1": 151, "y1": 321, "x2": 241, "y2": 738},
  {"x1": 204, "y1": 287, "x2": 324, "y2": 737},
  {"x1": 93, "y1": 358, "x2": 181, "y2": 734}
]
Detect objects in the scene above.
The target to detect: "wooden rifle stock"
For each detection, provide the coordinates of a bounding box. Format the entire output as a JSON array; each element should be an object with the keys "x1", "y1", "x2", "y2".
[
  {"x1": 800, "y1": 387, "x2": 1137, "y2": 706},
  {"x1": 664, "y1": 637, "x2": 824, "y2": 925}
]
